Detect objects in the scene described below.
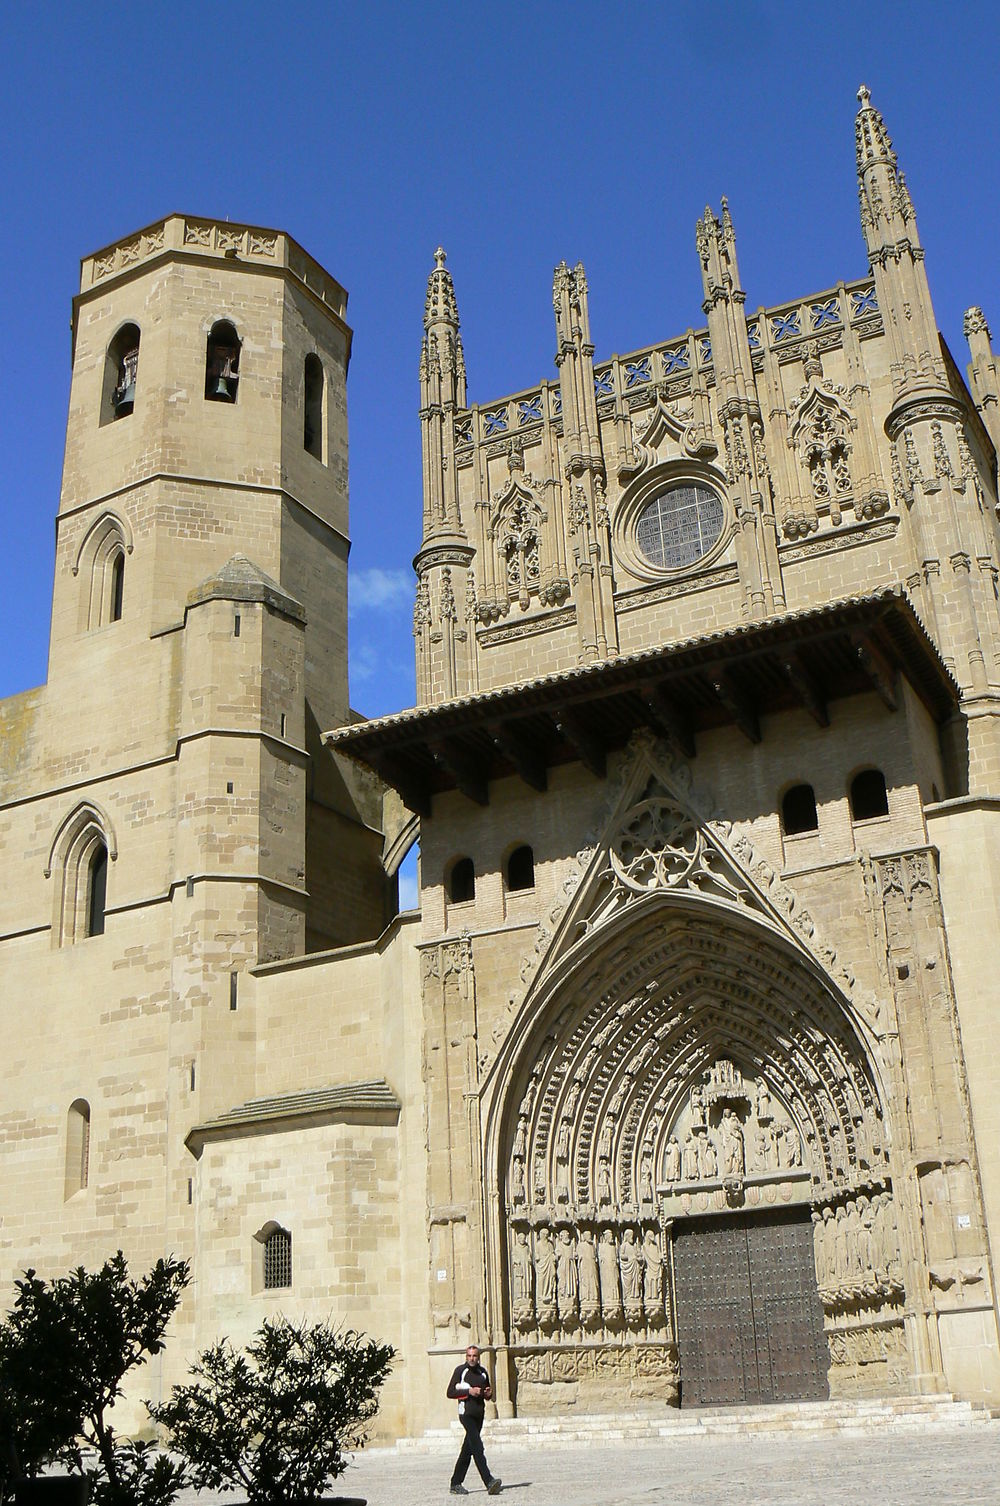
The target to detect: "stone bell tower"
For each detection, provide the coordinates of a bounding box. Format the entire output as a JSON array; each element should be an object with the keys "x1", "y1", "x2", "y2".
[{"x1": 48, "y1": 215, "x2": 385, "y2": 957}]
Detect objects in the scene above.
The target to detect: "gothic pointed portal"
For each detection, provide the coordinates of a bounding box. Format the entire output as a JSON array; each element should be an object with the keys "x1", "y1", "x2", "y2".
[{"x1": 484, "y1": 736, "x2": 906, "y2": 1412}]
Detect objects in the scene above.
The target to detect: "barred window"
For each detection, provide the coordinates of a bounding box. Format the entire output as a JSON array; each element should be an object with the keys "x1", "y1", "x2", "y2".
[{"x1": 263, "y1": 1227, "x2": 292, "y2": 1289}]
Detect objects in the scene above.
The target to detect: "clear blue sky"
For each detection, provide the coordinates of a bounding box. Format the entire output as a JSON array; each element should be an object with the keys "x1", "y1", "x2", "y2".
[{"x1": 2, "y1": 2, "x2": 998, "y2": 718}]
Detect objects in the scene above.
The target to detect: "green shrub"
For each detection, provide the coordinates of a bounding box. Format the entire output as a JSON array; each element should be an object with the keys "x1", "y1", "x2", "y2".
[
  {"x1": 151, "y1": 1317, "x2": 394, "y2": 1506},
  {"x1": 0, "y1": 1252, "x2": 189, "y2": 1506}
]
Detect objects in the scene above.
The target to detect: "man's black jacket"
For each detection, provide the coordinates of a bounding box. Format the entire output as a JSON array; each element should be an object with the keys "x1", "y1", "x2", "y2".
[{"x1": 446, "y1": 1361, "x2": 493, "y2": 1420}]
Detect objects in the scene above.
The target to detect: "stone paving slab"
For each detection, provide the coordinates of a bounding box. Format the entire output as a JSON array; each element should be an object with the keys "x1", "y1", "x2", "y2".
[{"x1": 326, "y1": 1426, "x2": 1000, "y2": 1506}]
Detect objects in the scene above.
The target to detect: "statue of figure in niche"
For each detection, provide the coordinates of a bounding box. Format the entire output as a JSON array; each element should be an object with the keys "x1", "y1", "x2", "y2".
[
  {"x1": 510, "y1": 1231, "x2": 534, "y2": 1326},
  {"x1": 563, "y1": 1078, "x2": 582, "y2": 1117},
  {"x1": 533, "y1": 1155, "x2": 547, "y2": 1200},
  {"x1": 642, "y1": 1229, "x2": 664, "y2": 1312},
  {"x1": 556, "y1": 1229, "x2": 579, "y2": 1319},
  {"x1": 720, "y1": 1109, "x2": 745, "y2": 1177},
  {"x1": 772, "y1": 1122, "x2": 786, "y2": 1170},
  {"x1": 598, "y1": 1229, "x2": 622, "y2": 1320},
  {"x1": 578, "y1": 1228, "x2": 600, "y2": 1322},
  {"x1": 844, "y1": 1200, "x2": 864, "y2": 1276},
  {"x1": 597, "y1": 1120, "x2": 613, "y2": 1161},
  {"x1": 510, "y1": 1155, "x2": 526, "y2": 1204},
  {"x1": 811, "y1": 1210, "x2": 826, "y2": 1285},
  {"x1": 690, "y1": 1085, "x2": 706, "y2": 1128},
  {"x1": 785, "y1": 1124, "x2": 802, "y2": 1167},
  {"x1": 597, "y1": 1159, "x2": 612, "y2": 1204},
  {"x1": 855, "y1": 1194, "x2": 875, "y2": 1274},
  {"x1": 664, "y1": 1136, "x2": 681, "y2": 1181},
  {"x1": 619, "y1": 1228, "x2": 644, "y2": 1320},
  {"x1": 834, "y1": 1205, "x2": 850, "y2": 1279},
  {"x1": 555, "y1": 1121, "x2": 571, "y2": 1201},
  {"x1": 700, "y1": 1136, "x2": 718, "y2": 1180},
  {"x1": 756, "y1": 1077, "x2": 771, "y2": 1119},
  {"x1": 639, "y1": 1150, "x2": 654, "y2": 1203},
  {"x1": 683, "y1": 1133, "x2": 700, "y2": 1181},
  {"x1": 534, "y1": 1228, "x2": 557, "y2": 1317},
  {"x1": 756, "y1": 1125, "x2": 772, "y2": 1172},
  {"x1": 819, "y1": 1205, "x2": 836, "y2": 1283},
  {"x1": 512, "y1": 1116, "x2": 528, "y2": 1160}
]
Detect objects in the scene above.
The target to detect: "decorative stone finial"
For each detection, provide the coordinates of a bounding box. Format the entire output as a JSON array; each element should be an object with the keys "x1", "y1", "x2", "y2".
[
  {"x1": 857, "y1": 83, "x2": 871, "y2": 106},
  {"x1": 434, "y1": 246, "x2": 447, "y2": 268},
  {"x1": 964, "y1": 306, "x2": 991, "y2": 341}
]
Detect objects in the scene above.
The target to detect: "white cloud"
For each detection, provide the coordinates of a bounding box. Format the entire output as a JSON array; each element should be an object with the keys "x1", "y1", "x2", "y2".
[{"x1": 350, "y1": 568, "x2": 412, "y2": 614}]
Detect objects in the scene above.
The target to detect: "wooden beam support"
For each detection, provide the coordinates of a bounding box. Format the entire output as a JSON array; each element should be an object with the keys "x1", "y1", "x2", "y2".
[
  {"x1": 780, "y1": 652, "x2": 829, "y2": 728},
  {"x1": 555, "y1": 709, "x2": 607, "y2": 779},
  {"x1": 638, "y1": 684, "x2": 696, "y2": 758},
  {"x1": 429, "y1": 738, "x2": 489, "y2": 806},
  {"x1": 851, "y1": 631, "x2": 898, "y2": 712},
  {"x1": 708, "y1": 666, "x2": 761, "y2": 744},
  {"x1": 489, "y1": 721, "x2": 548, "y2": 793}
]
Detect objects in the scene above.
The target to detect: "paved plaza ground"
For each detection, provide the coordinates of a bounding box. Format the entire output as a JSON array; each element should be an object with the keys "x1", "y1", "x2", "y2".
[{"x1": 325, "y1": 1425, "x2": 1000, "y2": 1506}]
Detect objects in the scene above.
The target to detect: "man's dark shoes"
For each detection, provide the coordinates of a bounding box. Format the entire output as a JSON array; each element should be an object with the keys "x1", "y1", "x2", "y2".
[
  {"x1": 487, "y1": 1482, "x2": 502, "y2": 1496},
  {"x1": 449, "y1": 1486, "x2": 468, "y2": 1496}
]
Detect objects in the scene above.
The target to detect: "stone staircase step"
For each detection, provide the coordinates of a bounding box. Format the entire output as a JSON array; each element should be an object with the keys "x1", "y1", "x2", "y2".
[{"x1": 389, "y1": 1396, "x2": 999, "y2": 1453}]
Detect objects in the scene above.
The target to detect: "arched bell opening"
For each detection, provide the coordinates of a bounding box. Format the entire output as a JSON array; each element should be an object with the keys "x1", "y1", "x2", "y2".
[{"x1": 485, "y1": 894, "x2": 908, "y2": 1414}]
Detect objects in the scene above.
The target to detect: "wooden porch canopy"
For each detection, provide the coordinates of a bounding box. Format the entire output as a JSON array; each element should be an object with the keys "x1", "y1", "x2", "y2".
[{"x1": 323, "y1": 587, "x2": 957, "y2": 815}]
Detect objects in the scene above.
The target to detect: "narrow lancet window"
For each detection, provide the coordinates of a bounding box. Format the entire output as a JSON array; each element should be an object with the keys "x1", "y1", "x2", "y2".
[
  {"x1": 304, "y1": 354, "x2": 324, "y2": 459},
  {"x1": 205, "y1": 320, "x2": 241, "y2": 402},
  {"x1": 86, "y1": 842, "x2": 108, "y2": 937},
  {"x1": 104, "y1": 324, "x2": 141, "y2": 423}
]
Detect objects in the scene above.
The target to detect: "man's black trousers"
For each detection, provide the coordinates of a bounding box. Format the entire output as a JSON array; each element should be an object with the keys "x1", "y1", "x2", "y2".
[{"x1": 451, "y1": 1412, "x2": 492, "y2": 1486}]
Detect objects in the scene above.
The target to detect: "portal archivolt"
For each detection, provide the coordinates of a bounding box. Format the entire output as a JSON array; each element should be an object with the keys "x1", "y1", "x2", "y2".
[{"x1": 494, "y1": 897, "x2": 905, "y2": 1406}]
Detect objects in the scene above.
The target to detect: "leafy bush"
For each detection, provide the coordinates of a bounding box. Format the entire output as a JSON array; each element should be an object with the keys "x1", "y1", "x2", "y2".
[
  {"x1": 151, "y1": 1317, "x2": 394, "y2": 1506},
  {"x1": 0, "y1": 1252, "x2": 189, "y2": 1506}
]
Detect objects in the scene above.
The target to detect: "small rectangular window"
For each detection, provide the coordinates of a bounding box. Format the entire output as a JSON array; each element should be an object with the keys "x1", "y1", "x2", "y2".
[
  {"x1": 187, "y1": 1178, "x2": 193, "y2": 1205},
  {"x1": 280, "y1": 713, "x2": 287, "y2": 738},
  {"x1": 189, "y1": 1062, "x2": 196, "y2": 1092},
  {"x1": 186, "y1": 875, "x2": 194, "y2": 898},
  {"x1": 234, "y1": 612, "x2": 241, "y2": 638},
  {"x1": 230, "y1": 972, "x2": 238, "y2": 1011},
  {"x1": 226, "y1": 781, "x2": 234, "y2": 795}
]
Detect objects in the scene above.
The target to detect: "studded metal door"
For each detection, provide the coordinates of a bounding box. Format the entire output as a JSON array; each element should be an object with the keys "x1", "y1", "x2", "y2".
[{"x1": 672, "y1": 1209, "x2": 829, "y2": 1407}]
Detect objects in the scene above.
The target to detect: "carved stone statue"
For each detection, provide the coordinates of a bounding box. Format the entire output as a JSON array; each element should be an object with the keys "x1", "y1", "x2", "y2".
[
  {"x1": 855, "y1": 1194, "x2": 875, "y2": 1274},
  {"x1": 720, "y1": 1108, "x2": 745, "y2": 1176},
  {"x1": 834, "y1": 1205, "x2": 850, "y2": 1279},
  {"x1": 598, "y1": 1228, "x2": 622, "y2": 1320},
  {"x1": 619, "y1": 1227, "x2": 643, "y2": 1320},
  {"x1": 577, "y1": 1227, "x2": 600, "y2": 1322},
  {"x1": 556, "y1": 1228, "x2": 579, "y2": 1320},
  {"x1": 639, "y1": 1152, "x2": 654, "y2": 1203},
  {"x1": 510, "y1": 1155, "x2": 525, "y2": 1203},
  {"x1": 690, "y1": 1084, "x2": 706, "y2": 1128},
  {"x1": 683, "y1": 1133, "x2": 700, "y2": 1181},
  {"x1": 510, "y1": 1230, "x2": 534, "y2": 1326},
  {"x1": 597, "y1": 1158, "x2": 612, "y2": 1204},
  {"x1": 642, "y1": 1229, "x2": 664, "y2": 1313},
  {"x1": 820, "y1": 1205, "x2": 836, "y2": 1283},
  {"x1": 664, "y1": 1135, "x2": 681, "y2": 1181},
  {"x1": 756, "y1": 1077, "x2": 771, "y2": 1119},
  {"x1": 512, "y1": 1115, "x2": 528, "y2": 1160},
  {"x1": 786, "y1": 1125, "x2": 802, "y2": 1167},
  {"x1": 535, "y1": 1227, "x2": 557, "y2": 1319},
  {"x1": 700, "y1": 1136, "x2": 718, "y2": 1180},
  {"x1": 811, "y1": 1210, "x2": 826, "y2": 1285},
  {"x1": 756, "y1": 1125, "x2": 772, "y2": 1172}
]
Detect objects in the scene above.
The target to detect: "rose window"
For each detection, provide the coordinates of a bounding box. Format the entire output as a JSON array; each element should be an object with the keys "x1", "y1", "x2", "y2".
[{"x1": 635, "y1": 484, "x2": 724, "y2": 570}]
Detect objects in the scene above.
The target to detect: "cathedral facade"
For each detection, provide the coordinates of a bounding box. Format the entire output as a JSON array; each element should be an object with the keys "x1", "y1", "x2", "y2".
[{"x1": 3, "y1": 89, "x2": 1000, "y2": 1435}]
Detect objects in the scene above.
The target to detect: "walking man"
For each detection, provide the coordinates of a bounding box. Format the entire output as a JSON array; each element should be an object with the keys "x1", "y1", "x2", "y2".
[{"x1": 446, "y1": 1343, "x2": 502, "y2": 1495}]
